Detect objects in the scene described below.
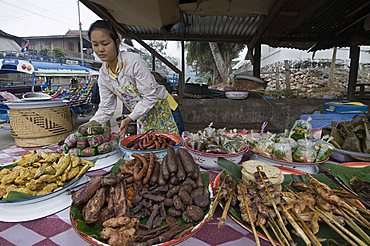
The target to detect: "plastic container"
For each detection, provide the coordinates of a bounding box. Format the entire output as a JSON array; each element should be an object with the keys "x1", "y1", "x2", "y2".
[
  {"x1": 300, "y1": 112, "x2": 359, "y2": 129},
  {"x1": 323, "y1": 101, "x2": 368, "y2": 114}
]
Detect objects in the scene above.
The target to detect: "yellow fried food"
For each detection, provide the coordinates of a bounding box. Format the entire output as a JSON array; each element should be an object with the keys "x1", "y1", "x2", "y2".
[
  {"x1": 1, "y1": 170, "x2": 20, "y2": 185},
  {"x1": 71, "y1": 156, "x2": 81, "y2": 167},
  {"x1": 67, "y1": 167, "x2": 80, "y2": 180},
  {"x1": 44, "y1": 153, "x2": 60, "y2": 163},
  {"x1": 54, "y1": 153, "x2": 71, "y2": 177},
  {"x1": 25, "y1": 180, "x2": 47, "y2": 191}
]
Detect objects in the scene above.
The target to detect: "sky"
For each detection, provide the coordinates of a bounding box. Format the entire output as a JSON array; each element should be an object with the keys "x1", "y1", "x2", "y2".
[{"x1": 0, "y1": 0, "x2": 184, "y2": 59}]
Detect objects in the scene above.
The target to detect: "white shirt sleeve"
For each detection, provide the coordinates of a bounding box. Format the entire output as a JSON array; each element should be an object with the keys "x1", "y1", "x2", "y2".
[
  {"x1": 89, "y1": 75, "x2": 117, "y2": 125},
  {"x1": 127, "y1": 55, "x2": 166, "y2": 121}
]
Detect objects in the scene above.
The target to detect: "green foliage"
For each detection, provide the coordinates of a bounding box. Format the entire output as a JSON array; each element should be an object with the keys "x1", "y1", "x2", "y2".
[
  {"x1": 3, "y1": 191, "x2": 31, "y2": 201},
  {"x1": 217, "y1": 158, "x2": 241, "y2": 182},
  {"x1": 185, "y1": 42, "x2": 245, "y2": 83},
  {"x1": 39, "y1": 47, "x2": 50, "y2": 57},
  {"x1": 110, "y1": 158, "x2": 125, "y2": 174},
  {"x1": 52, "y1": 47, "x2": 64, "y2": 63}
]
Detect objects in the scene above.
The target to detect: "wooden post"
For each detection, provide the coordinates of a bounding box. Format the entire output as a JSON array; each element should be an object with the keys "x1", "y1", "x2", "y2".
[
  {"x1": 347, "y1": 44, "x2": 360, "y2": 99},
  {"x1": 275, "y1": 62, "x2": 280, "y2": 90},
  {"x1": 284, "y1": 60, "x2": 290, "y2": 91},
  {"x1": 253, "y1": 42, "x2": 261, "y2": 78},
  {"x1": 152, "y1": 55, "x2": 156, "y2": 71},
  {"x1": 327, "y1": 47, "x2": 337, "y2": 89},
  {"x1": 179, "y1": 40, "x2": 185, "y2": 100}
]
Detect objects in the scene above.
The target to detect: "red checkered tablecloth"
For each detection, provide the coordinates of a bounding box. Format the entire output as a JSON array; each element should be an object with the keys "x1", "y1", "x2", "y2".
[{"x1": 0, "y1": 146, "x2": 269, "y2": 246}]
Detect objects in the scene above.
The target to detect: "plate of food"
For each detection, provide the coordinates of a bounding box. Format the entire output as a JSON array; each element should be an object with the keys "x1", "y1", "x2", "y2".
[
  {"x1": 119, "y1": 132, "x2": 183, "y2": 160},
  {"x1": 184, "y1": 124, "x2": 248, "y2": 170},
  {"x1": 0, "y1": 151, "x2": 94, "y2": 205},
  {"x1": 213, "y1": 159, "x2": 370, "y2": 246},
  {"x1": 70, "y1": 147, "x2": 213, "y2": 246}
]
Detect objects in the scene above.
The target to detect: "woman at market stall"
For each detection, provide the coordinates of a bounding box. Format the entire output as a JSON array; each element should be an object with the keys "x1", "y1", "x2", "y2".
[{"x1": 87, "y1": 20, "x2": 184, "y2": 137}]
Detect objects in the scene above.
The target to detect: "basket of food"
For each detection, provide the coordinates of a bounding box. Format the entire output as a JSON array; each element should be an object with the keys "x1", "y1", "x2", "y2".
[
  {"x1": 119, "y1": 132, "x2": 183, "y2": 160},
  {"x1": 184, "y1": 123, "x2": 248, "y2": 170}
]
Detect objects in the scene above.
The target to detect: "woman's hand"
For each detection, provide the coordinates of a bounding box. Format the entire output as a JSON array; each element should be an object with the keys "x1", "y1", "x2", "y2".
[{"x1": 119, "y1": 116, "x2": 133, "y2": 138}]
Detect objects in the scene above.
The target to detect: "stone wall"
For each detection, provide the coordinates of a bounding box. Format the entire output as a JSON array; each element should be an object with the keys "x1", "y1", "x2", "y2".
[{"x1": 260, "y1": 60, "x2": 370, "y2": 98}]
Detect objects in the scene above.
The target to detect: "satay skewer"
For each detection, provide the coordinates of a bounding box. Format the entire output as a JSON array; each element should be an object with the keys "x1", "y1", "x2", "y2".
[
  {"x1": 207, "y1": 172, "x2": 227, "y2": 221},
  {"x1": 318, "y1": 209, "x2": 367, "y2": 246},
  {"x1": 239, "y1": 183, "x2": 261, "y2": 246},
  {"x1": 280, "y1": 204, "x2": 311, "y2": 246},
  {"x1": 268, "y1": 219, "x2": 290, "y2": 246},
  {"x1": 291, "y1": 211, "x2": 322, "y2": 246},
  {"x1": 260, "y1": 224, "x2": 277, "y2": 246},
  {"x1": 218, "y1": 189, "x2": 233, "y2": 228},
  {"x1": 340, "y1": 209, "x2": 370, "y2": 245},
  {"x1": 314, "y1": 208, "x2": 360, "y2": 246},
  {"x1": 256, "y1": 166, "x2": 294, "y2": 245}
]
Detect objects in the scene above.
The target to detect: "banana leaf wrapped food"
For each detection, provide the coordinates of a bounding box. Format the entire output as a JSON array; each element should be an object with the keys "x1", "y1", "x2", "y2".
[
  {"x1": 87, "y1": 134, "x2": 105, "y2": 148},
  {"x1": 76, "y1": 135, "x2": 89, "y2": 149},
  {"x1": 329, "y1": 116, "x2": 370, "y2": 153},
  {"x1": 64, "y1": 132, "x2": 81, "y2": 148},
  {"x1": 77, "y1": 120, "x2": 101, "y2": 136},
  {"x1": 102, "y1": 123, "x2": 111, "y2": 142},
  {"x1": 69, "y1": 148, "x2": 82, "y2": 156},
  {"x1": 79, "y1": 147, "x2": 97, "y2": 157},
  {"x1": 97, "y1": 142, "x2": 113, "y2": 154}
]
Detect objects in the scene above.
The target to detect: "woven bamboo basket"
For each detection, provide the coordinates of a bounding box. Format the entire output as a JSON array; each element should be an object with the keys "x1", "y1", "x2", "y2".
[{"x1": 9, "y1": 105, "x2": 72, "y2": 147}]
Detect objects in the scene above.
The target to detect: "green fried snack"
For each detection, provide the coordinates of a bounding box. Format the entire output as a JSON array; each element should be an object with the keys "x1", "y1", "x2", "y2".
[
  {"x1": 79, "y1": 147, "x2": 97, "y2": 157},
  {"x1": 76, "y1": 135, "x2": 89, "y2": 149},
  {"x1": 97, "y1": 142, "x2": 113, "y2": 154},
  {"x1": 69, "y1": 148, "x2": 81, "y2": 156},
  {"x1": 87, "y1": 134, "x2": 105, "y2": 148}
]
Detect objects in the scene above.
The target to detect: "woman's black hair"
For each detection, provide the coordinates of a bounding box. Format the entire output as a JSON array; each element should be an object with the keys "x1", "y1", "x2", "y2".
[{"x1": 88, "y1": 20, "x2": 120, "y2": 42}]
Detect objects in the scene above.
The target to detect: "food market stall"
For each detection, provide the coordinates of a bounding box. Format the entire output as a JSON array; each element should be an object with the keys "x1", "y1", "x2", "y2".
[{"x1": 0, "y1": 116, "x2": 369, "y2": 246}]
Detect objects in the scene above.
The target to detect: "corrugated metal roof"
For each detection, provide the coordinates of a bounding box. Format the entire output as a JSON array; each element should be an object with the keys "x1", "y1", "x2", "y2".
[{"x1": 81, "y1": 0, "x2": 370, "y2": 51}]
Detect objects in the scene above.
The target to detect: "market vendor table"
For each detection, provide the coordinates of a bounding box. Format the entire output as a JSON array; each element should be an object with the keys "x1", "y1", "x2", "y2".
[{"x1": 0, "y1": 146, "x2": 268, "y2": 246}]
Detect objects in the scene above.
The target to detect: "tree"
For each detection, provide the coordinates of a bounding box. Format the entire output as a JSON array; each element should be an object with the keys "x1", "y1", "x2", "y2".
[
  {"x1": 185, "y1": 42, "x2": 245, "y2": 84},
  {"x1": 39, "y1": 47, "x2": 50, "y2": 59},
  {"x1": 140, "y1": 41, "x2": 178, "y2": 76},
  {"x1": 52, "y1": 47, "x2": 65, "y2": 63}
]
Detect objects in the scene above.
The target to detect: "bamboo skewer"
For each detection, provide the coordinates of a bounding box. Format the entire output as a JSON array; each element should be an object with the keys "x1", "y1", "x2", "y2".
[
  {"x1": 268, "y1": 219, "x2": 290, "y2": 246},
  {"x1": 260, "y1": 224, "x2": 277, "y2": 246},
  {"x1": 342, "y1": 198, "x2": 370, "y2": 218},
  {"x1": 343, "y1": 206, "x2": 370, "y2": 229},
  {"x1": 340, "y1": 209, "x2": 370, "y2": 244},
  {"x1": 257, "y1": 166, "x2": 294, "y2": 245},
  {"x1": 218, "y1": 190, "x2": 233, "y2": 228},
  {"x1": 291, "y1": 211, "x2": 322, "y2": 246},
  {"x1": 314, "y1": 209, "x2": 360, "y2": 246},
  {"x1": 239, "y1": 183, "x2": 261, "y2": 246},
  {"x1": 280, "y1": 204, "x2": 311, "y2": 246},
  {"x1": 207, "y1": 173, "x2": 227, "y2": 221},
  {"x1": 319, "y1": 210, "x2": 367, "y2": 246}
]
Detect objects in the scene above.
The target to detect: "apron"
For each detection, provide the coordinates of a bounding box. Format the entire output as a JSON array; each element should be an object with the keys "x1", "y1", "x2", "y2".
[{"x1": 113, "y1": 73, "x2": 179, "y2": 135}]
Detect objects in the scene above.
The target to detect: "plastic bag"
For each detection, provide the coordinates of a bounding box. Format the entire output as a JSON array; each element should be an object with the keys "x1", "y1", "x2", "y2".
[
  {"x1": 272, "y1": 142, "x2": 293, "y2": 162},
  {"x1": 289, "y1": 117, "x2": 312, "y2": 141},
  {"x1": 314, "y1": 140, "x2": 334, "y2": 162},
  {"x1": 293, "y1": 139, "x2": 317, "y2": 163},
  {"x1": 253, "y1": 139, "x2": 275, "y2": 158}
]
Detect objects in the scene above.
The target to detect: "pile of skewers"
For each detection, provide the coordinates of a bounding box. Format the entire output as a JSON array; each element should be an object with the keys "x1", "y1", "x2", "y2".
[{"x1": 210, "y1": 163, "x2": 370, "y2": 246}]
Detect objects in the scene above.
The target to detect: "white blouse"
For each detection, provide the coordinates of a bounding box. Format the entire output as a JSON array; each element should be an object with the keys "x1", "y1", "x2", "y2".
[{"x1": 90, "y1": 51, "x2": 168, "y2": 125}]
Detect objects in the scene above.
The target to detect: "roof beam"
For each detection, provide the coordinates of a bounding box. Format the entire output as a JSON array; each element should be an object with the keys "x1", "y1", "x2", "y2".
[
  {"x1": 245, "y1": 0, "x2": 288, "y2": 60},
  {"x1": 80, "y1": 0, "x2": 181, "y2": 74}
]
